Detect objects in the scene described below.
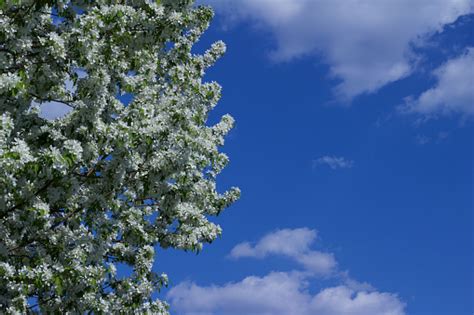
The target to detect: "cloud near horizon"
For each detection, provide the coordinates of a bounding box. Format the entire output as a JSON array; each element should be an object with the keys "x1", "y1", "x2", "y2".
[
  {"x1": 168, "y1": 273, "x2": 406, "y2": 315},
  {"x1": 204, "y1": 0, "x2": 473, "y2": 101},
  {"x1": 167, "y1": 228, "x2": 406, "y2": 315}
]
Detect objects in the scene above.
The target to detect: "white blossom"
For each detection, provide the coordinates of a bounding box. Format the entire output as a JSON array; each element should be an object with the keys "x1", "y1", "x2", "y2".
[{"x1": 0, "y1": 1, "x2": 239, "y2": 313}]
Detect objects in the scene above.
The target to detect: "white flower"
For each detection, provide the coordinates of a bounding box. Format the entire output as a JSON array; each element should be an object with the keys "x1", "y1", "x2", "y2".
[{"x1": 0, "y1": 2, "x2": 238, "y2": 313}]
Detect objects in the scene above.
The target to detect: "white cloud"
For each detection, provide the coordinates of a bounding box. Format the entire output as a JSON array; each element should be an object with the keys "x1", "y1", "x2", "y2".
[
  {"x1": 313, "y1": 156, "x2": 354, "y2": 169},
  {"x1": 204, "y1": 0, "x2": 473, "y2": 100},
  {"x1": 167, "y1": 272, "x2": 405, "y2": 315},
  {"x1": 297, "y1": 251, "x2": 337, "y2": 276},
  {"x1": 310, "y1": 286, "x2": 406, "y2": 315},
  {"x1": 230, "y1": 228, "x2": 316, "y2": 258},
  {"x1": 402, "y1": 48, "x2": 474, "y2": 117},
  {"x1": 168, "y1": 272, "x2": 311, "y2": 315},
  {"x1": 229, "y1": 228, "x2": 336, "y2": 275},
  {"x1": 168, "y1": 227, "x2": 406, "y2": 314}
]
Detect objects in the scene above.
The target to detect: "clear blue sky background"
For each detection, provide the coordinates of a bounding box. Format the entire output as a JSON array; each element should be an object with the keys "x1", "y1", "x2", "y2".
[{"x1": 154, "y1": 3, "x2": 473, "y2": 315}]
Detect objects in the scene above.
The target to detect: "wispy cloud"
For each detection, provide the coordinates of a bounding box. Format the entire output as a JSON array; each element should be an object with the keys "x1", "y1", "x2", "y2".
[
  {"x1": 401, "y1": 48, "x2": 474, "y2": 117},
  {"x1": 230, "y1": 228, "x2": 315, "y2": 259},
  {"x1": 313, "y1": 156, "x2": 354, "y2": 170},
  {"x1": 204, "y1": 0, "x2": 473, "y2": 101},
  {"x1": 415, "y1": 134, "x2": 431, "y2": 145},
  {"x1": 230, "y1": 228, "x2": 336, "y2": 275},
  {"x1": 167, "y1": 228, "x2": 406, "y2": 315},
  {"x1": 415, "y1": 131, "x2": 451, "y2": 145}
]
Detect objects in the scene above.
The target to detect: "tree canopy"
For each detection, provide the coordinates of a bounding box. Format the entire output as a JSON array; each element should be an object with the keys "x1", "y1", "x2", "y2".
[{"x1": 0, "y1": 0, "x2": 239, "y2": 313}]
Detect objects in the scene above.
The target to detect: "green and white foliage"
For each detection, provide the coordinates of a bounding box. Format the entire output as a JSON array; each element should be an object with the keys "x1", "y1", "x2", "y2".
[{"x1": 0, "y1": 0, "x2": 239, "y2": 313}]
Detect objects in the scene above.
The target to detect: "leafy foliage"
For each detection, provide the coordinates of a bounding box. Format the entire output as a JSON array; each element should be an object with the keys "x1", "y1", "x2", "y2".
[{"x1": 0, "y1": 0, "x2": 239, "y2": 313}]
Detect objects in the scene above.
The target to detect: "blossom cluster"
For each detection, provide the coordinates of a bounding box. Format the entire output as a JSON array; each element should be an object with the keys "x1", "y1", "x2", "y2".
[{"x1": 0, "y1": 0, "x2": 239, "y2": 313}]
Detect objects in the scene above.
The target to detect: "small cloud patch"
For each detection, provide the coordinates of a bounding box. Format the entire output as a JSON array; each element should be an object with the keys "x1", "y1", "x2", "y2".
[{"x1": 313, "y1": 156, "x2": 354, "y2": 170}]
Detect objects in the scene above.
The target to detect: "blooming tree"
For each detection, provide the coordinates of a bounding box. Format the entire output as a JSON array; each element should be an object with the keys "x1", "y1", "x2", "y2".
[{"x1": 0, "y1": 0, "x2": 239, "y2": 313}]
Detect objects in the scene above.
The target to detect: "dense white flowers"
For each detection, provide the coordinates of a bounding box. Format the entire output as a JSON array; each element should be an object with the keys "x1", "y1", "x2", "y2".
[
  {"x1": 0, "y1": 73, "x2": 20, "y2": 94},
  {"x1": 0, "y1": 0, "x2": 238, "y2": 313}
]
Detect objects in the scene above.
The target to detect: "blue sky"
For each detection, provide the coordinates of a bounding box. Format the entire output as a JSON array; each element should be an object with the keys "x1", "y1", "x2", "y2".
[{"x1": 152, "y1": 1, "x2": 474, "y2": 315}]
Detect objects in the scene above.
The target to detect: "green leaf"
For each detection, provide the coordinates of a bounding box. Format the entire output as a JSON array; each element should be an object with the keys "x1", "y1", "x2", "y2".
[
  {"x1": 53, "y1": 275, "x2": 63, "y2": 295},
  {"x1": 2, "y1": 152, "x2": 20, "y2": 160},
  {"x1": 62, "y1": 153, "x2": 75, "y2": 167}
]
